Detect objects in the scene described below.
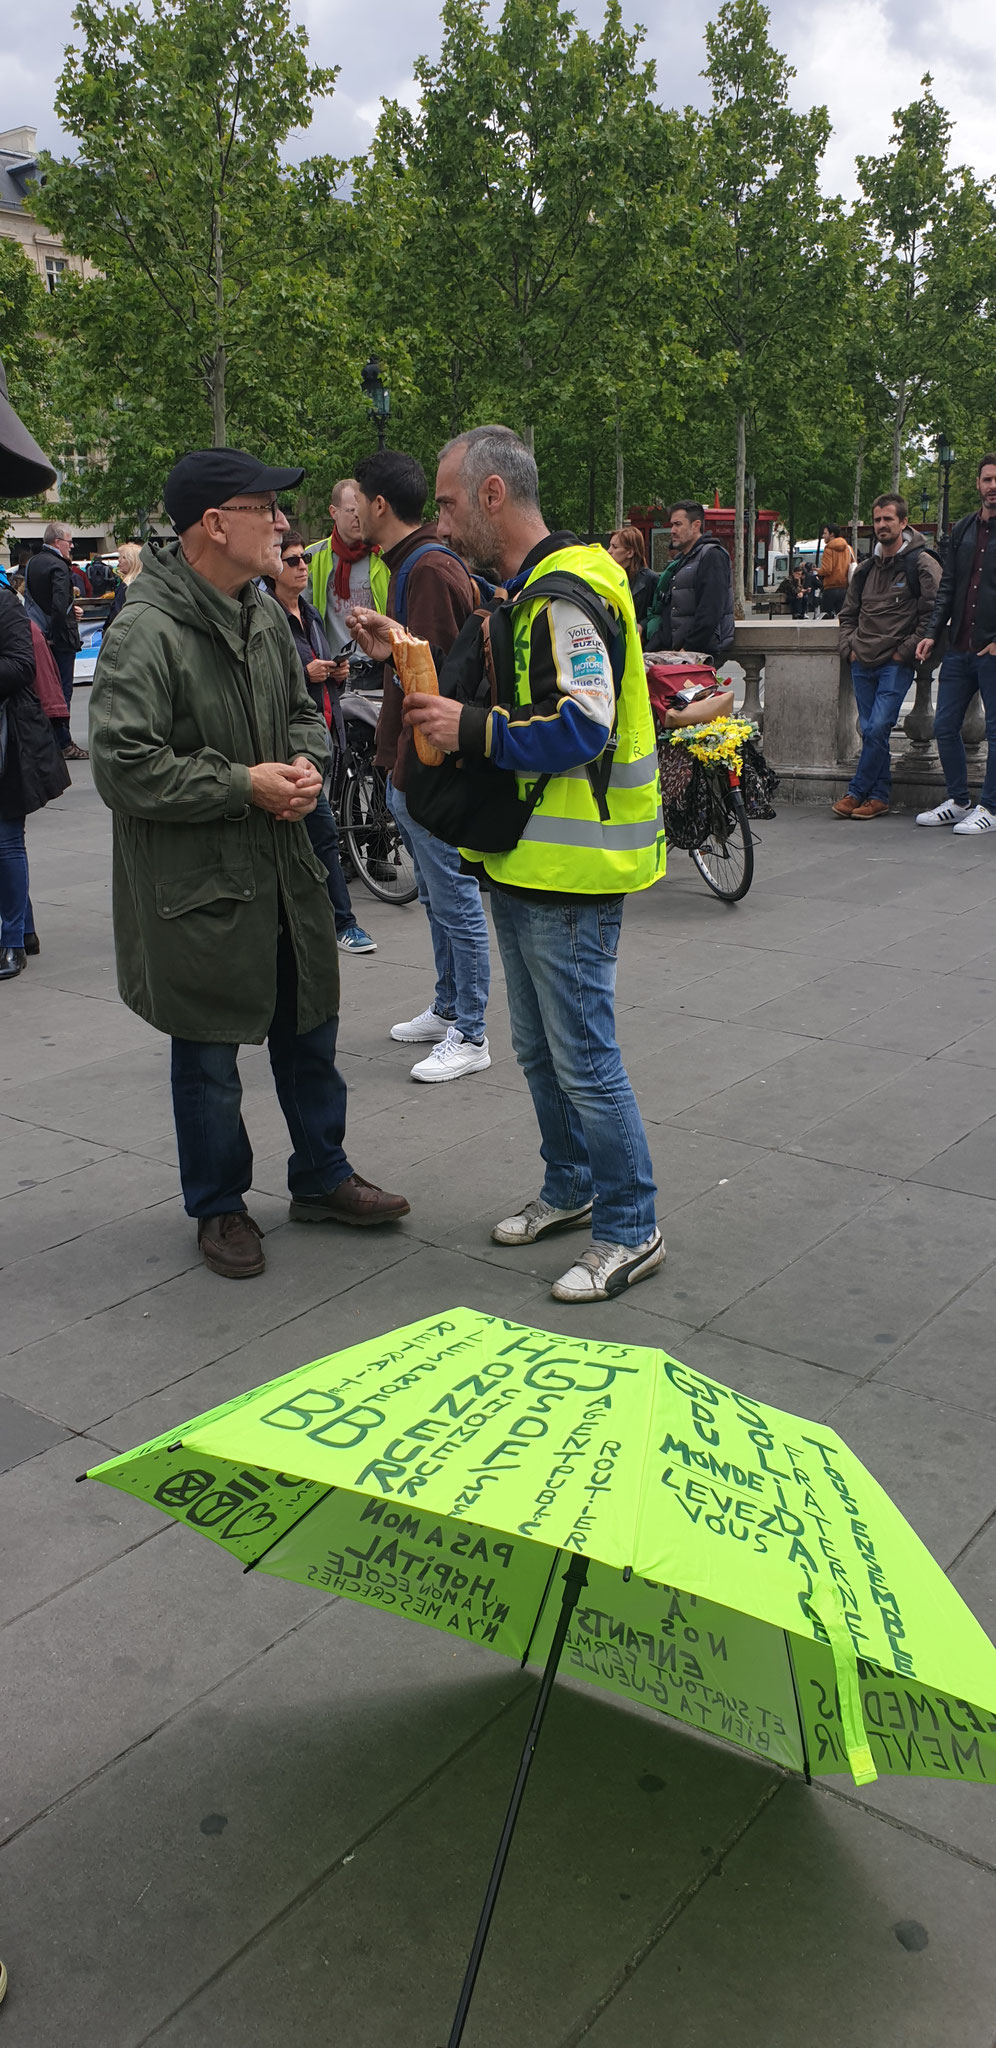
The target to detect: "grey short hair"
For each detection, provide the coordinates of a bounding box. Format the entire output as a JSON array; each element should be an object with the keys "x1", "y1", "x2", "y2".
[
  {"x1": 441, "y1": 426, "x2": 540, "y2": 509},
  {"x1": 44, "y1": 520, "x2": 73, "y2": 545}
]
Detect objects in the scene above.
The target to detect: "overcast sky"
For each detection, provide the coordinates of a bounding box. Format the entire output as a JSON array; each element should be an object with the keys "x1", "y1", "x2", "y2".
[{"x1": 3, "y1": 0, "x2": 994, "y2": 200}]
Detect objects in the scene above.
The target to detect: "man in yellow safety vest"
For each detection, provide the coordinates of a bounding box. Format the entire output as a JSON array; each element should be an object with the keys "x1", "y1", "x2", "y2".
[{"x1": 356, "y1": 424, "x2": 666, "y2": 1302}]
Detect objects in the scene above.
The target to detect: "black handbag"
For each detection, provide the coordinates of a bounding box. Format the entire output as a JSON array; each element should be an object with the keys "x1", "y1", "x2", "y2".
[{"x1": 404, "y1": 574, "x2": 622, "y2": 851}]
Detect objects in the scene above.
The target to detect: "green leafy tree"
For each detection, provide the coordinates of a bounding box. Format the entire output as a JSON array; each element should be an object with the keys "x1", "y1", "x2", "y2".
[
  {"x1": 353, "y1": 0, "x2": 687, "y2": 510},
  {"x1": 36, "y1": 0, "x2": 337, "y2": 481},
  {"x1": 0, "y1": 236, "x2": 58, "y2": 480},
  {"x1": 691, "y1": 0, "x2": 838, "y2": 612},
  {"x1": 856, "y1": 78, "x2": 996, "y2": 489}
]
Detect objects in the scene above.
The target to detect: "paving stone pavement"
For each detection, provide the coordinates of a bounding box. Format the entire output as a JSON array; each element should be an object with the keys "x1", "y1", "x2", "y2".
[{"x1": 3, "y1": 731, "x2": 996, "y2": 2048}]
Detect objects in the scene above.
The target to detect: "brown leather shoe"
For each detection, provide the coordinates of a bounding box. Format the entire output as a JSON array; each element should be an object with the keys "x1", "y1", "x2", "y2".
[
  {"x1": 289, "y1": 1174, "x2": 411, "y2": 1227},
  {"x1": 197, "y1": 1211, "x2": 266, "y2": 1278},
  {"x1": 851, "y1": 799, "x2": 890, "y2": 819},
  {"x1": 831, "y1": 794, "x2": 860, "y2": 816}
]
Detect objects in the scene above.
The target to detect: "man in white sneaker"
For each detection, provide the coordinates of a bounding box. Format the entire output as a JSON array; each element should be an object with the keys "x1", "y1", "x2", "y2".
[
  {"x1": 350, "y1": 448, "x2": 490, "y2": 1084},
  {"x1": 355, "y1": 426, "x2": 665, "y2": 1304},
  {"x1": 916, "y1": 454, "x2": 996, "y2": 834}
]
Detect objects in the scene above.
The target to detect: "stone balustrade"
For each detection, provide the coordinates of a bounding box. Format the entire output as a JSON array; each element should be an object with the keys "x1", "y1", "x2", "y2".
[{"x1": 726, "y1": 620, "x2": 987, "y2": 807}]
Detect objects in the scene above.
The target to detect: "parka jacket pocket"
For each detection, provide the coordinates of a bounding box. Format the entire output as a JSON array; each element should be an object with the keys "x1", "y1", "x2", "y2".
[{"x1": 155, "y1": 866, "x2": 256, "y2": 918}]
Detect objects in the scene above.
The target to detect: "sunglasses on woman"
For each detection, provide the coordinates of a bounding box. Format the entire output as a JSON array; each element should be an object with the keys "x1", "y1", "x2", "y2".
[{"x1": 281, "y1": 552, "x2": 308, "y2": 569}]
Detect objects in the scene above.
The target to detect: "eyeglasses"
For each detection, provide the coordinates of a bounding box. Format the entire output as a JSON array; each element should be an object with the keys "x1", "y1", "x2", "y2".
[
  {"x1": 219, "y1": 497, "x2": 281, "y2": 520},
  {"x1": 281, "y1": 552, "x2": 308, "y2": 568}
]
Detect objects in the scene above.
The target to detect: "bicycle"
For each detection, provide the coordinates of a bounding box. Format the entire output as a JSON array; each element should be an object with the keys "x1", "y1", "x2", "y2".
[
  {"x1": 684, "y1": 762, "x2": 754, "y2": 903},
  {"x1": 332, "y1": 690, "x2": 418, "y2": 906},
  {"x1": 656, "y1": 733, "x2": 758, "y2": 905}
]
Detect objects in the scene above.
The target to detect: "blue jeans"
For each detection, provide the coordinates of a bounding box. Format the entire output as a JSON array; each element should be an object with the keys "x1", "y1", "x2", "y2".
[
  {"x1": 169, "y1": 929, "x2": 352, "y2": 1218},
  {"x1": 848, "y1": 661, "x2": 913, "y2": 803},
  {"x1": 0, "y1": 816, "x2": 30, "y2": 947},
  {"x1": 53, "y1": 648, "x2": 75, "y2": 751},
  {"x1": 489, "y1": 891, "x2": 657, "y2": 1247},
  {"x1": 386, "y1": 777, "x2": 490, "y2": 1040},
  {"x1": 933, "y1": 650, "x2": 996, "y2": 811},
  {"x1": 305, "y1": 791, "x2": 357, "y2": 938}
]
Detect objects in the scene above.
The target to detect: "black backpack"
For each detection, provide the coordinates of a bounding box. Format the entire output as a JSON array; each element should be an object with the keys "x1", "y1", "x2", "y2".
[
  {"x1": 850, "y1": 545, "x2": 943, "y2": 606},
  {"x1": 404, "y1": 572, "x2": 625, "y2": 852}
]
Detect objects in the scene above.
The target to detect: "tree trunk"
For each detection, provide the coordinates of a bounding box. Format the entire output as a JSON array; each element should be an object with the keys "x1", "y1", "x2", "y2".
[
  {"x1": 852, "y1": 437, "x2": 865, "y2": 555},
  {"x1": 523, "y1": 424, "x2": 535, "y2": 455},
  {"x1": 733, "y1": 411, "x2": 746, "y2": 619},
  {"x1": 614, "y1": 400, "x2": 624, "y2": 531},
  {"x1": 788, "y1": 487, "x2": 795, "y2": 572},
  {"x1": 746, "y1": 469, "x2": 757, "y2": 601},
  {"x1": 586, "y1": 459, "x2": 597, "y2": 543},
  {"x1": 890, "y1": 381, "x2": 906, "y2": 493},
  {"x1": 210, "y1": 205, "x2": 226, "y2": 449}
]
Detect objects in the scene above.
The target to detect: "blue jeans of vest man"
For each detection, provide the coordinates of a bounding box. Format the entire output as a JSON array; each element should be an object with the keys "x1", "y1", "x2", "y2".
[{"x1": 490, "y1": 890, "x2": 657, "y2": 1247}]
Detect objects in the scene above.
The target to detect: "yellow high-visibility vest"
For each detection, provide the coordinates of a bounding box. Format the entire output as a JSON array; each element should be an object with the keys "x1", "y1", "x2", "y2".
[{"x1": 465, "y1": 544, "x2": 666, "y2": 895}]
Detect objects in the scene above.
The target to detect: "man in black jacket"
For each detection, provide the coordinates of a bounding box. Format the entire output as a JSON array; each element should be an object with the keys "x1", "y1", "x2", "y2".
[
  {"x1": 915, "y1": 454, "x2": 996, "y2": 833},
  {"x1": 24, "y1": 521, "x2": 87, "y2": 760},
  {"x1": 645, "y1": 502, "x2": 734, "y2": 660}
]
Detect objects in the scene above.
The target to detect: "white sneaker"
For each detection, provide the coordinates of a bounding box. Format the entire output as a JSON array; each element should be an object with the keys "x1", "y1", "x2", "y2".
[
  {"x1": 915, "y1": 799, "x2": 973, "y2": 826},
  {"x1": 410, "y1": 1026, "x2": 491, "y2": 1082},
  {"x1": 390, "y1": 1006, "x2": 452, "y2": 1044},
  {"x1": 952, "y1": 804, "x2": 996, "y2": 835},
  {"x1": 492, "y1": 1196, "x2": 594, "y2": 1246},
  {"x1": 552, "y1": 1231, "x2": 665, "y2": 1303}
]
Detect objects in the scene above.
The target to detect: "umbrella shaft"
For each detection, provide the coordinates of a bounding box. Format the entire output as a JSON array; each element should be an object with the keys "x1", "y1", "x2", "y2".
[{"x1": 446, "y1": 1551, "x2": 589, "y2": 2048}]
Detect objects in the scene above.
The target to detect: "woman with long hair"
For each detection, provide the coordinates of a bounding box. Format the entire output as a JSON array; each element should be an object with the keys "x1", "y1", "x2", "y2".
[
  {"x1": 607, "y1": 524, "x2": 659, "y2": 634},
  {"x1": 266, "y1": 528, "x2": 376, "y2": 955}
]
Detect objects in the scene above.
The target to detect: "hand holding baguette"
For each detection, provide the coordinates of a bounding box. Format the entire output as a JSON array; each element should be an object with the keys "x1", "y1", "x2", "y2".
[{"x1": 388, "y1": 624, "x2": 447, "y2": 767}]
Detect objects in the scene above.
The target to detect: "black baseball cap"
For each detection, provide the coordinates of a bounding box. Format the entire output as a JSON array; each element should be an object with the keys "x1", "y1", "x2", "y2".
[{"x1": 163, "y1": 448, "x2": 305, "y2": 533}]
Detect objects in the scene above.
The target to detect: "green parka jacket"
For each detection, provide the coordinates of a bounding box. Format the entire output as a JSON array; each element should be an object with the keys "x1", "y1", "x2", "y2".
[{"x1": 88, "y1": 541, "x2": 339, "y2": 1043}]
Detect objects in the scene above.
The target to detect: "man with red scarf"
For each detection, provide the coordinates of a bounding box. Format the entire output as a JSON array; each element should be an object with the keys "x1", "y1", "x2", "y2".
[{"x1": 308, "y1": 477, "x2": 389, "y2": 641}]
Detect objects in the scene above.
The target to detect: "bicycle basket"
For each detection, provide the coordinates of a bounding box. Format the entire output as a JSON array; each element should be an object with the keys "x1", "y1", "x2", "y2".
[
  {"x1": 658, "y1": 739, "x2": 734, "y2": 850},
  {"x1": 740, "y1": 737, "x2": 779, "y2": 819}
]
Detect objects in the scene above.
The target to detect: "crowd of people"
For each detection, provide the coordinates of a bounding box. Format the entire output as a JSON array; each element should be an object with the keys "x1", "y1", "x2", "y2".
[
  {"x1": 4, "y1": 425, "x2": 660, "y2": 1304},
  {"x1": 6, "y1": 340, "x2": 996, "y2": 1309}
]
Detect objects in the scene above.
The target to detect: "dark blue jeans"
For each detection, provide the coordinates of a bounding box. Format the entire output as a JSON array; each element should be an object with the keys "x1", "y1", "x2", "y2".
[
  {"x1": 305, "y1": 790, "x2": 357, "y2": 937},
  {"x1": 933, "y1": 650, "x2": 996, "y2": 811},
  {"x1": 0, "y1": 816, "x2": 30, "y2": 947},
  {"x1": 53, "y1": 648, "x2": 75, "y2": 751},
  {"x1": 848, "y1": 660, "x2": 913, "y2": 803},
  {"x1": 170, "y1": 930, "x2": 352, "y2": 1218}
]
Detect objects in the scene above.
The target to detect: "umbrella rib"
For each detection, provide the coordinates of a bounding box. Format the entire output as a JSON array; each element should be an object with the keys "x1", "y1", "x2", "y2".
[
  {"x1": 783, "y1": 1629, "x2": 811, "y2": 1785},
  {"x1": 242, "y1": 1486, "x2": 335, "y2": 1574}
]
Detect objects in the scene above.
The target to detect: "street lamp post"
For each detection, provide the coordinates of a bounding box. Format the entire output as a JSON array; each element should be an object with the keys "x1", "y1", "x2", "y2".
[
  {"x1": 360, "y1": 356, "x2": 390, "y2": 450},
  {"x1": 937, "y1": 436, "x2": 955, "y2": 539},
  {"x1": 919, "y1": 488, "x2": 929, "y2": 527}
]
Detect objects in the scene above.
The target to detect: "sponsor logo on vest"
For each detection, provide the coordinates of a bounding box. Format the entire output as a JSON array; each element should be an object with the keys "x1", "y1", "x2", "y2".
[{"x1": 570, "y1": 651, "x2": 605, "y2": 678}]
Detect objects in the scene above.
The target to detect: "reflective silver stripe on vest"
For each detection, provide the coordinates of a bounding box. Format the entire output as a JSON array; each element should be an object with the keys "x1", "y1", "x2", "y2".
[
  {"x1": 521, "y1": 808, "x2": 665, "y2": 851},
  {"x1": 564, "y1": 754, "x2": 658, "y2": 790}
]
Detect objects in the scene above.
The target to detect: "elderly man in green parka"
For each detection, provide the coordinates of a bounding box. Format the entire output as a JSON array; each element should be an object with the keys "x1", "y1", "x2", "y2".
[{"x1": 89, "y1": 448, "x2": 409, "y2": 1280}]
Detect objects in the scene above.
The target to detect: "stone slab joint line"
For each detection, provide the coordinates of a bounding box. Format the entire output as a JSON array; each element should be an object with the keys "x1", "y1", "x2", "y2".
[
  {"x1": 131, "y1": 1681, "x2": 534, "y2": 2047},
  {"x1": 0, "y1": 1596, "x2": 337, "y2": 1854},
  {"x1": 556, "y1": 1778, "x2": 784, "y2": 2046}
]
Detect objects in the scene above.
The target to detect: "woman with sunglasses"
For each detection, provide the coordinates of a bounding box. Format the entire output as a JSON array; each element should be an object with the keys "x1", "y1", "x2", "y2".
[{"x1": 267, "y1": 528, "x2": 376, "y2": 955}]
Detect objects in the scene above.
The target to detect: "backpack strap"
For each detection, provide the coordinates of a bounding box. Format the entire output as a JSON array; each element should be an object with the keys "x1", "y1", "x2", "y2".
[
  {"x1": 393, "y1": 543, "x2": 469, "y2": 628},
  {"x1": 500, "y1": 568, "x2": 627, "y2": 825}
]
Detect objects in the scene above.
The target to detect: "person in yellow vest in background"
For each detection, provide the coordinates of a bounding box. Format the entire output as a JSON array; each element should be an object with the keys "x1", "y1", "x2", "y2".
[
  {"x1": 351, "y1": 425, "x2": 665, "y2": 1302},
  {"x1": 308, "y1": 477, "x2": 389, "y2": 644}
]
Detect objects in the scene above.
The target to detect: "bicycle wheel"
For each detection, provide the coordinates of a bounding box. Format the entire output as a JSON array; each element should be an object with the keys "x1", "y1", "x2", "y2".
[
  {"x1": 342, "y1": 759, "x2": 418, "y2": 904},
  {"x1": 689, "y1": 788, "x2": 754, "y2": 902}
]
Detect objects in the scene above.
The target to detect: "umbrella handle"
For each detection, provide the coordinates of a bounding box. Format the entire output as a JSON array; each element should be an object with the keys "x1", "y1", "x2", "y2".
[{"x1": 443, "y1": 1550, "x2": 589, "y2": 2048}]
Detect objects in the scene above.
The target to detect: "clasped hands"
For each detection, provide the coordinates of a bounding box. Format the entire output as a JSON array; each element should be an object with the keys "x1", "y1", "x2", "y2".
[
  {"x1": 249, "y1": 756, "x2": 322, "y2": 821},
  {"x1": 347, "y1": 605, "x2": 464, "y2": 753}
]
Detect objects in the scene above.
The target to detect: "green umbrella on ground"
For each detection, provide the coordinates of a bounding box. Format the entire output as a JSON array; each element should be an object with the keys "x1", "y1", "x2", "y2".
[{"x1": 85, "y1": 1308, "x2": 996, "y2": 2044}]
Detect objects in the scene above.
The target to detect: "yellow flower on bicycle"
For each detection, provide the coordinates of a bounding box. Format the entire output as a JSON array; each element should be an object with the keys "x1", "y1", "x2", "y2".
[{"x1": 667, "y1": 715, "x2": 758, "y2": 773}]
